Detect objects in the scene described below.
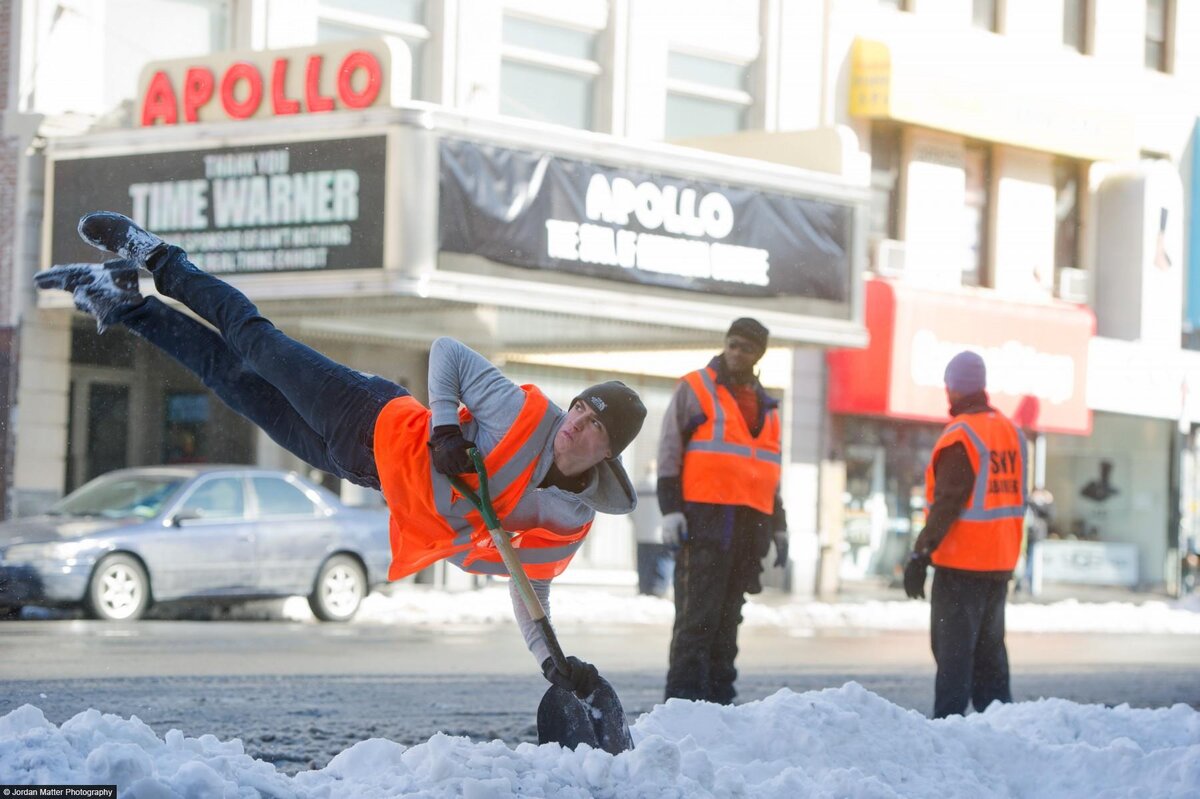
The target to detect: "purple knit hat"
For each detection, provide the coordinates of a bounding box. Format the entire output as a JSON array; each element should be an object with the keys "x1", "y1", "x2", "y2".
[{"x1": 943, "y1": 351, "x2": 987, "y2": 394}]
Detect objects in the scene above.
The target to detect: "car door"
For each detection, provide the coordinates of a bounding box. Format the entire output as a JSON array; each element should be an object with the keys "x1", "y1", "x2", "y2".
[
  {"x1": 141, "y1": 474, "x2": 257, "y2": 598},
  {"x1": 249, "y1": 475, "x2": 341, "y2": 594}
]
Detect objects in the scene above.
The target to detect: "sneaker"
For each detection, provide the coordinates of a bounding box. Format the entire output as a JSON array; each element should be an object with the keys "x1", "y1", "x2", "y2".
[
  {"x1": 34, "y1": 259, "x2": 143, "y2": 333},
  {"x1": 77, "y1": 211, "x2": 165, "y2": 265}
]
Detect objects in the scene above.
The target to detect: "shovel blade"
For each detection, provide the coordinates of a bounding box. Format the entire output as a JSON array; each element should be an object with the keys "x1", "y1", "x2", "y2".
[{"x1": 536, "y1": 677, "x2": 633, "y2": 755}]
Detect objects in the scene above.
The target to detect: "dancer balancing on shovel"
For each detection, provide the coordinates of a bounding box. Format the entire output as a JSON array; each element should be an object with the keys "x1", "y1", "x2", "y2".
[{"x1": 36, "y1": 211, "x2": 647, "y2": 751}]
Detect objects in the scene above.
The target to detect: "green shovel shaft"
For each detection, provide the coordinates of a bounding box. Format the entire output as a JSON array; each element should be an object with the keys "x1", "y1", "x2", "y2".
[{"x1": 450, "y1": 450, "x2": 569, "y2": 673}]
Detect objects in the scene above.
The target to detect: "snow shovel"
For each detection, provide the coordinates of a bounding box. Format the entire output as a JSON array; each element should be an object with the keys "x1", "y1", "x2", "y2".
[{"x1": 448, "y1": 448, "x2": 634, "y2": 755}]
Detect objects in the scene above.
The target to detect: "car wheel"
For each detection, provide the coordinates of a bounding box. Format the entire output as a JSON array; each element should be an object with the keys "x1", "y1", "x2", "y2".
[
  {"x1": 0, "y1": 606, "x2": 22, "y2": 620},
  {"x1": 86, "y1": 554, "x2": 151, "y2": 621},
  {"x1": 308, "y1": 554, "x2": 366, "y2": 622}
]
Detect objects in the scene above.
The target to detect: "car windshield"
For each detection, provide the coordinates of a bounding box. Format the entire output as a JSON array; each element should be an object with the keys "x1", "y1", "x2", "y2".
[{"x1": 51, "y1": 474, "x2": 187, "y2": 519}]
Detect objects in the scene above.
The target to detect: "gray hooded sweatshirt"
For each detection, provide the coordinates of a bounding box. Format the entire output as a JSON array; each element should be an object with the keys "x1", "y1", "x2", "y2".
[{"x1": 427, "y1": 337, "x2": 637, "y2": 664}]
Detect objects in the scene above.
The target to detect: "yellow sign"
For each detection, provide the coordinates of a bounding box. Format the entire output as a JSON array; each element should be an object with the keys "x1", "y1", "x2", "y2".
[
  {"x1": 847, "y1": 37, "x2": 1138, "y2": 162},
  {"x1": 850, "y1": 39, "x2": 891, "y2": 118}
]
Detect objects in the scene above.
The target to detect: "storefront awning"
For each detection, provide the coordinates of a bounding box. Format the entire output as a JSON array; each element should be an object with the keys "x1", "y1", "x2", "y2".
[
  {"x1": 827, "y1": 277, "x2": 1094, "y2": 435},
  {"x1": 849, "y1": 36, "x2": 1139, "y2": 162},
  {"x1": 43, "y1": 103, "x2": 868, "y2": 350}
]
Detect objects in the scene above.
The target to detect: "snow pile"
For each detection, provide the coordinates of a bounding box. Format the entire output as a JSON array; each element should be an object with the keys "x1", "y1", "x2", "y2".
[
  {"x1": 270, "y1": 585, "x2": 1200, "y2": 635},
  {"x1": 4, "y1": 684, "x2": 1198, "y2": 798}
]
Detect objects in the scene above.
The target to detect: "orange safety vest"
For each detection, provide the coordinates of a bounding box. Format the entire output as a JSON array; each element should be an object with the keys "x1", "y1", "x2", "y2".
[
  {"x1": 373, "y1": 385, "x2": 590, "y2": 581},
  {"x1": 925, "y1": 410, "x2": 1027, "y2": 572},
  {"x1": 680, "y1": 367, "x2": 782, "y2": 515}
]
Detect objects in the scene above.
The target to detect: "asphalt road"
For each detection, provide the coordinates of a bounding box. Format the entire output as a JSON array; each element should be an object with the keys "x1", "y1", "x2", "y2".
[{"x1": 4, "y1": 618, "x2": 1199, "y2": 773}]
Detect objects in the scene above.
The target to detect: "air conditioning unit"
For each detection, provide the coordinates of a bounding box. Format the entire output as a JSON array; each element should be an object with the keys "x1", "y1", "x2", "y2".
[
  {"x1": 1056, "y1": 267, "x2": 1089, "y2": 303},
  {"x1": 873, "y1": 238, "x2": 906, "y2": 277}
]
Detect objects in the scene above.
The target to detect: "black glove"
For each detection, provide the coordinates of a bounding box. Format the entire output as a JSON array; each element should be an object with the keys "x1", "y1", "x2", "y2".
[
  {"x1": 772, "y1": 530, "x2": 789, "y2": 568},
  {"x1": 428, "y1": 424, "x2": 476, "y2": 476},
  {"x1": 541, "y1": 656, "x2": 600, "y2": 699},
  {"x1": 904, "y1": 552, "x2": 931, "y2": 599}
]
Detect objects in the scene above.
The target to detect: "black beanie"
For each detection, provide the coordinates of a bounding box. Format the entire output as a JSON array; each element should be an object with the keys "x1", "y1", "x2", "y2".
[
  {"x1": 727, "y1": 317, "x2": 769, "y2": 352},
  {"x1": 571, "y1": 381, "x2": 646, "y2": 459}
]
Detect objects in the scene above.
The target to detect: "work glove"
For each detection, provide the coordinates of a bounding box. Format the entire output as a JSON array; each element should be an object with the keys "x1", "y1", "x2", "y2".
[
  {"x1": 428, "y1": 424, "x2": 476, "y2": 476},
  {"x1": 542, "y1": 655, "x2": 601, "y2": 699},
  {"x1": 904, "y1": 552, "x2": 931, "y2": 600},
  {"x1": 661, "y1": 512, "x2": 688, "y2": 549},
  {"x1": 772, "y1": 530, "x2": 789, "y2": 568}
]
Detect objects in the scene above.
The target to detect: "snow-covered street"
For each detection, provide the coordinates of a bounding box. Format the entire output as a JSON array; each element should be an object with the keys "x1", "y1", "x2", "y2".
[
  {"x1": 4, "y1": 682, "x2": 1197, "y2": 798},
  {"x1": 3, "y1": 586, "x2": 1199, "y2": 796}
]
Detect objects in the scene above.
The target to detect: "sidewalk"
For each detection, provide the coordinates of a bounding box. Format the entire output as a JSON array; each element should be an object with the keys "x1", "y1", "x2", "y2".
[{"x1": 825, "y1": 575, "x2": 1182, "y2": 606}]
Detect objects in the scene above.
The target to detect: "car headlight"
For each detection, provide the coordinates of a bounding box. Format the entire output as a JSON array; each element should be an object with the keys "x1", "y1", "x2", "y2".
[{"x1": 4, "y1": 541, "x2": 96, "y2": 563}]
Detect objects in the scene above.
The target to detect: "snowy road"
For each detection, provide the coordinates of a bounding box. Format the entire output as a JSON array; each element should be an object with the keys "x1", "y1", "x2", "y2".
[{"x1": 5, "y1": 613, "x2": 1199, "y2": 774}]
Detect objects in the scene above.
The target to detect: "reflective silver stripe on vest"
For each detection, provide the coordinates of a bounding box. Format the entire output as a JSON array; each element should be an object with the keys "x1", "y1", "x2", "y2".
[
  {"x1": 756, "y1": 444, "x2": 782, "y2": 464},
  {"x1": 697, "y1": 368, "x2": 728, "y2": 442},
  {"x1": 1017, "y1": 427, "x2": 1029, "y2": 505},
  {"x1": 429, "y1": 400, "x2": 560, "y2": 546},
  {"x1": 687, "y1": 439, "x2": 752, "y2": 457},
  {"x1": 685, "y1": 369, "x2": 781, "y2": 465},
  {"x1": 943, "y1": 420, "x2": 1025, "y2": 522},
  {"x1": 960, "y1": 506, "x2": 1026, "y2": 521},
  {"x1": 447, "y1": 538, "x2": 585, "y2": 575}
]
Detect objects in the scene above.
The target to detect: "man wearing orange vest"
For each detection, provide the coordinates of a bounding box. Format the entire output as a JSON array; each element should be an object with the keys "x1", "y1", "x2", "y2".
[
  {"x1": 904, "y1": 350, "x2": 1027, "y2": 718},
  {"x1": 658, "y1": 318, "x2": 788, "y2": 704},
  {"x1": 36, "y1": 211, "x2": 647, "y2": 699}
]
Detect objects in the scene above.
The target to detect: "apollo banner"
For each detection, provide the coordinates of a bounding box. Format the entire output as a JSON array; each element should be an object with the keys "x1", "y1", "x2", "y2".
[
  {"x1": 438, "y1": 138, "x2": 854, "y2": 300},
  {"x1": 49, "y1": 136, "x2": 387, "y2": 274}
]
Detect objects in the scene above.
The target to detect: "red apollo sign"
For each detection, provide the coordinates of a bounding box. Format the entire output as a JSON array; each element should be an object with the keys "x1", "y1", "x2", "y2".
[
  {"x1": 138, "y1": 37, "x2": 411, "y2": 126},
  {"x1": 827, "y1": 277, "x2": 1094, "y2": 434}
]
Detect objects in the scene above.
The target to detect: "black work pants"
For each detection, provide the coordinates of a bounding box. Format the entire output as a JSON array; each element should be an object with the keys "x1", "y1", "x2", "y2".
[
  {"x1": 930, "y1": 568, "x2": 1012, "y2": 718},
  {"x1": 664, "y1": 513, "x2": 763, "y2": 704},
  {"x1": 117, "y1": 246, "x2": 408, "y2": 489}
]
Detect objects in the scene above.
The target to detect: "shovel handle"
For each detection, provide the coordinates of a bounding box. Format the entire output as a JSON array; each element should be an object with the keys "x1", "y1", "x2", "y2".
[{"x1": 448, "y1": 449, "x2": 569, "y2": 674}]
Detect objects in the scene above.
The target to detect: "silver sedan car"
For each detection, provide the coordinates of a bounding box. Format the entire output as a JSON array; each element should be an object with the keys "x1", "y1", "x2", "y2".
[{"x1": 0, "y1": 465, "x2": 394, "y2": 622}]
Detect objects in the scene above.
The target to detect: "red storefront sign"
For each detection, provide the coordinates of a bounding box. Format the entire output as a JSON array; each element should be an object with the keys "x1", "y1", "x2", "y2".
[
  {"x1": 827, "y1": 277, "x2": 1094, "y2": 434},
  {"x1": 137, "y1": 38, "x2": 409, "y2": 127}
]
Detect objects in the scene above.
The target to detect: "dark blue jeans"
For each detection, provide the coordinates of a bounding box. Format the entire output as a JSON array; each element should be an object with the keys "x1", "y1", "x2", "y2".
[
  {"x1": 117, "y1": 246, "x2": 408, "y2": 489},
  {"x1": 930, "y1": 568, "x2": 1012, "y2": 718}
]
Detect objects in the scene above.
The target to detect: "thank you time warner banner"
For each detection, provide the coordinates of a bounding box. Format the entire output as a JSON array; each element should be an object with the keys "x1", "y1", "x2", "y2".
[
  {"x1": 438, "y1": 138, "x2": 853, "y2": 301},
  {"x1": 50, "y1": 136, "x2": 387, "y2": 274}
]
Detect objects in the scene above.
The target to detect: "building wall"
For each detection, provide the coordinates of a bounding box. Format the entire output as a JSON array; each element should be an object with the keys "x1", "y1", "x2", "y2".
[{"x1": 0, "y1": 0, "x2": 15, "y2": 518}]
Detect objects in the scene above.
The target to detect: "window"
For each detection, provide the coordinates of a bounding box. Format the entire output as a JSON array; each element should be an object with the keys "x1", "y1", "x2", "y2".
[
  {"x1": 1054, "y1": 158, "x2": 1083, "y2": 272},
  {"x1": 252, "y1": 477, "x2": 319, "y2": 517},
  {"x1": 180, "y1": 477, "x2": 244, "y2": 521},
  {"x1": 1145, "y1": 0, "x2": 1171, "y2": 72},
  {"x1": 500, "y1": 15, "x2": 602, "y2": 130},
  {"x1": 972, "y1": 0, "x2": 997, "y2": 32},
  {"x1": 317, "y1": 0, "x2": 429, "y2": 100},
  {"x1": 664, "y1": 52, "x2": 753, "y2": 140},
  {"x1": 869, "y1": 124, "x2": 902, "y2": 246},
  {"x1": 877, "y1": 0, "x2": 909, "y2": 9},
  {"x1": 164, "y1": 392, "x2": 208, "y2": 464},
  {"x1": 961, "y1": 143, "x2": 991, "y2": 286},
  {"x1": 1063, "y1": 0, "x2": 1089, "y2": 53}
]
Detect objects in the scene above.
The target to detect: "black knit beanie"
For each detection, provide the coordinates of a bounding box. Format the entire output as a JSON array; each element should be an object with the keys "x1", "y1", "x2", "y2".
[
  {"x1": 571, "y1": 381, "x2": 646, "y2": 459},
  {"x1": 727, "y1": 317, "x2": 769, "y2": 352}
]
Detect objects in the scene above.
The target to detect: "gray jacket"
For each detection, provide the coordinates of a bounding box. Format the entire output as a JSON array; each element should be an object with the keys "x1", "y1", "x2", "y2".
[{"x1": 428, "y1": 337, "x2": 637, "y2": 663}]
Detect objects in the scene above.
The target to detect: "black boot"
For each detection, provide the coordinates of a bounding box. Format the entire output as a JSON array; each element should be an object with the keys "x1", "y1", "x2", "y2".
[
  {"x1": 77, "y1": 212, "x2": 165, "y2": 267},
  {"x1": 34, "y1": 259, "x2": 144, "y2": 333}
]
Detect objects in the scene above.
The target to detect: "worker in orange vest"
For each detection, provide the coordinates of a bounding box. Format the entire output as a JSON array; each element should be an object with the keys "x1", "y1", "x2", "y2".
[
  {"x1": 658, "y1": 318, "x2": 788, "y2": 704},
  {"x1": 904, "y1": 350, "x2": 1027, "y2": 718},
  {"x1": 36, "y1": 212, "x2": 647, "y2": 699}
]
